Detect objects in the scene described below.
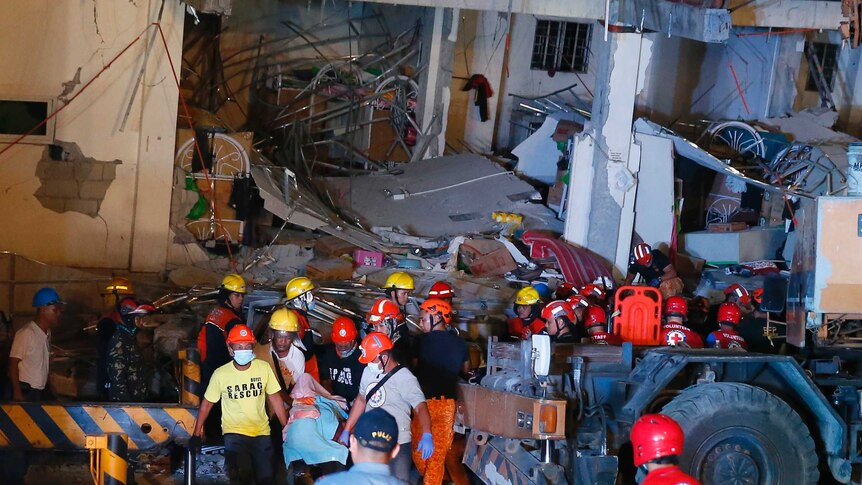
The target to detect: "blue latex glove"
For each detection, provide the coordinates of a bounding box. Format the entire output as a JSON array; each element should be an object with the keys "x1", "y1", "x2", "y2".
[
  {"x1": 338, "y1": 429, "x2": 350, "y2": 447},
  {"x1": 417, "y1": 432, "x2": 434, "y2": 460}
]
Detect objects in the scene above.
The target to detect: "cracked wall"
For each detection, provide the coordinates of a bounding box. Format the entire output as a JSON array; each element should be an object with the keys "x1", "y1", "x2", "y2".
[
  {"x1": 0, "y1": 0, "x2": 184, "y2": 271},
  {"x1": 34, "y1": 141, "x2": 120, "y2": 217}
]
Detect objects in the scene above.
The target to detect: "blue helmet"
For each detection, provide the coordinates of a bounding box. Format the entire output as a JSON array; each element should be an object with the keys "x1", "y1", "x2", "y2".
[
  {"x1": 532, "y1": 282, "x2": 551, "y2": 300},
  {"x1": 32, "y1": 287, "x2": 64, "y2": 307}
]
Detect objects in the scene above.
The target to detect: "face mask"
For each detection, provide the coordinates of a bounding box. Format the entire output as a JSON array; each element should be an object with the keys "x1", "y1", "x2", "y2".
[
  {"x1": 337, "y1": 346, "x2": 356, "y2": 358},
  {"x1": 367, "y1": 362, "x2": 383, "y2": 375},
  {"x1": 307, "y1": 300, "x2": 316, "y2": 312},
  {"x1": 233, "y1": 349, "x2": 254, "y2": 366}
]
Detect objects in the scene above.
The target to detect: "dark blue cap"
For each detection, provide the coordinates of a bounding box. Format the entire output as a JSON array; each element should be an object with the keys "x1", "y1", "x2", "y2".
[{"x1": 353, "y1": 408, "x2": 398, "y2": 452}]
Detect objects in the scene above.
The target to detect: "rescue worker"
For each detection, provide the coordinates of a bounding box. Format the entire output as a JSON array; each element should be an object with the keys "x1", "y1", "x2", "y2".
[
  {"x1": 507, "y1": 286, "x2": 545, "y2": 340},
  {"x1": 579, "y1": 284, "x2": 606, "y2": 307},
  {"x1": 565, "y1": 294, "x2": 590, "y2": 326},
  {"x1": 414, "y1": 299, "x2": 470, "y2": 485},
  {"x1": 319, "y1": 316, "x2": 365, "y2": 403},
  {"x1": 255, "y1": 308, "x2": 306, "y2": 400},
  {"x1": 107, "y1": 298, "x2": 155, "y2": 402},
  {"x1": 631, "y1": 414, "x2": 701, "y2": 485},
  {"x1": 366, "y1": 297, "x2": 414, "y2": 365},
  {"x1": 532, "y1": 282, "x2": 552, "y2": 302},
  {"x1": 97, "y1": 276, "x2": 135, "y2": 400},
  {"x1": 192, "y1": 324, "x2": 288, "y2": 485},
  {"x1": 284, "y1": 276, "x2": 320, "y2": 381},
  {"x1": 198, "y1": 273, "x2": 247, "y2": 395},
  {"x1": 383, "y1": 271, "x2": 415, "y2": 315},
  {"x1": 584, "y1": 305, "x2": 623, "y2": 345},
  {"x1": 706, "y1": 302, "x2": 748, "y2": 350},
  {"x1": 660, "y1": 296, "x2": 703, "y2": 349},
  {"x1": 541, "y1": 300, "x2": 580, "y2": 343},
  {"x1": 427, "y1": 281, "x2": 454, "y2": 303},
  {"x1": 624, "y1": 243, "x2": 683, "y2": 299},
  {"x1": 724, "y1": 283, "x2": 755, "y2": 315},
  {"x1": 554, "y1": 281, "x2": 577, "y2": 300},
  {"x1": 340, "y1": 332, "x2": 434, "y2": 483}
]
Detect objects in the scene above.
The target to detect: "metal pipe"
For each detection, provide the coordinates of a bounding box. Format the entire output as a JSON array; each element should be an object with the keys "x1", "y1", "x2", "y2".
[
  {"x1": 185, "y1": 444, "x2": 197, "y2": 485},
  {"x1": 540, "y1": 439, "x2": 553, "y2": 463}
]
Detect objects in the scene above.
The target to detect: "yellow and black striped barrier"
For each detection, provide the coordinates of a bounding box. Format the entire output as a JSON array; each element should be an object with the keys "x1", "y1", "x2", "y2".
[
  {"x1": 86, "y1": 433, "x2": 128, "y2": 485},
  {"x1": 179, "y1": 347, "x2": 202, "y2": 406},
  {"x1": 0, "y1": 403, "x2": 197, "y2": 451}
]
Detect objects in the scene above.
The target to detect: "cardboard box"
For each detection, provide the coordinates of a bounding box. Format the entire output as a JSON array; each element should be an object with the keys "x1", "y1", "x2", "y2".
[
  {"x1": 459, "y1": 239, "x2": 517, "y2": 277},
  {"x1": 708, "y1": 222, "x2": 748, "y2": 232},
  {"x1": 315, "y1": 236, "x2": 358, "y2": 258},
  {"x1": 354, "y1": 249, "x2": 384, "y2": 268},
  {"x1": 305, "y1": 258, "x2": 354, "y2": 281}
]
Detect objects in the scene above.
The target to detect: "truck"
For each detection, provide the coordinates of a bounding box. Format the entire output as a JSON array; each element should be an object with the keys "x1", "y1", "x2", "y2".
[{"x1": 457, "y1": 196, "x2": 862, "y2": 485}]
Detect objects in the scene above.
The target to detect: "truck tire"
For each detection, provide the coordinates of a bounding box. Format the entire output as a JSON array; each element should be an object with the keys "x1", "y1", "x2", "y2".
[{"x1": 661, "y1": 382, "x2": 818, "y2": 485}]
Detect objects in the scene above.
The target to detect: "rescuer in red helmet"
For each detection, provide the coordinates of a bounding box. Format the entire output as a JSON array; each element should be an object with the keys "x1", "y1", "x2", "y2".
[
  {"x1": 624, "y1": 243, "x2": 683, "y2": 299},
  {"x1": 660, "y1": 296, "x2": 703, "y2": 349},
  {"x1": 706, "y1": 302, "x2": 748, "y2": 350},
  {"x1": 584, "y1": 305, "x2": 622, "y2": 345},
  {"x1": 631, "y1": 414, "x2": 701, "y2": 484}
]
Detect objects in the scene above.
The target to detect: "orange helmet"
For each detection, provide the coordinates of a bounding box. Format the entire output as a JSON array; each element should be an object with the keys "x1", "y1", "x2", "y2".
[
  {"x1": 428, "y1": 281, "x2": 454, "y2": 299},
  {"x1": 664, "y1": 296, "x2": 688, "y2": 318},
  {"x1": 566, "y1": 294, "x2": 589, "y2": 309},
  {"x1": 366, "y1": 297, "x2": 402, "y2": 324},
  {"x1": 717, "y1": 302, "x2": 742, "y2": 326},
  {"x1": 541, "y1": 300, "x2": 575, "y2": 322},
  {"x1": 584, "y1": 305, "x2": 607, "y2": 328},
  {"x1": 580, "y1": 284, "x2": 605, "y2": 300},
  {"x1": 633, "y1": 243, "x2": 653, "y2": 266},
  {"x1": 331, "y1": 317, "x2": 358, "y2": 344},
  {"x1": 226, "y1": 324, "x2": 256, "y2": 344},
  {"x1": 724, "y1": 283, "x2": 751, "y2": 305},
  {"x1": 631, "y1": 414, "x2": 685, "y2": 466},
  {"x1": 420, "y1": 298, "x2": 453, "y2": 324},
  {"x1": 359, "y1": 332, "x2": 393, "y2": 364}
]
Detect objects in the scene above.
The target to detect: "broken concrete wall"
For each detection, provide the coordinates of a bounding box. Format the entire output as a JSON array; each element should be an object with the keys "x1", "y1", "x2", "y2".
[
  {"x1": 0, "y1": 1, "x2": 184, "y2": 271},
  {"x1": 34, "y1": 141, "x2": 120, "y2": 217}
]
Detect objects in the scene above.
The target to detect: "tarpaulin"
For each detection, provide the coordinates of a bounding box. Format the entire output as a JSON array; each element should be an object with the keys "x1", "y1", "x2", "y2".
[{"x1": 520, "y1": 231, "x2": 612, "y2": 288}]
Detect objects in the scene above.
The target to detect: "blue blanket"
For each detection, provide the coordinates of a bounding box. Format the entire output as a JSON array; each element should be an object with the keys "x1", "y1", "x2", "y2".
[{"x1": 283, "y1": 396, "x2": 349, "y2": 465}]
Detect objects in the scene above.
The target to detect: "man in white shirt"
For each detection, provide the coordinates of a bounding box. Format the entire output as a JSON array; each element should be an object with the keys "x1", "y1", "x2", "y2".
[
  {"x1": 3, "y1": 287, "x2": 64, "y2": 485},
  {"x1": 9, "y1": 287, "x2": 63, "y2": 401}
]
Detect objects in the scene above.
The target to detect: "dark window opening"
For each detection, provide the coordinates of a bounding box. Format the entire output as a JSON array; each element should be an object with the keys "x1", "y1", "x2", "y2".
[
  {"x1": 805, "y1": 42, "x2": 839, "y2": 93},
  {"x1": 531, "y1": 20, "x2": 591, "y2": 73}
]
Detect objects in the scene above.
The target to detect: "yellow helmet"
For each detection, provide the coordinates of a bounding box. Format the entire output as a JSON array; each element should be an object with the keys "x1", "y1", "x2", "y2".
[
  {"x1": 105, "y1": 277, "x2": 134, "y2": 295},
  {"x1": 269, "y1": 308, "x2": 301, "y2": 332},
  {"x1": 221, "y1": 274, "x2": 247, "y2": 294},
  {"x1": 285, "y1": 277, "x2": 315, "y2": 301},
  {"x1": 515, "y1": 286, "x2": 541, "y2": 306},
  {"x1": 383, "y1": 272, "x2": 415, "y2": 291}
]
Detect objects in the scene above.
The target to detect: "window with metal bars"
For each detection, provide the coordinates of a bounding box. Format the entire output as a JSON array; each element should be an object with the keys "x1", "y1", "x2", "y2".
[
  {"x1": 805, "y1": 42, "x2": 839, "y2": 93},
  {"x1": 531, "y1": 20, "x2": 592, "y2": 73}
]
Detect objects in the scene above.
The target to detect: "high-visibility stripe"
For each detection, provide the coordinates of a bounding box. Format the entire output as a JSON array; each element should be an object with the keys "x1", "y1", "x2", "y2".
[
  {"x1": 41, "y1": 405, "x2": 87, "y2": 445},
  {"x1": 0, "y1": 406, "x2": 31, "y2": 448},
  {"x1": 83, "y1": 406, "x2": 138, "y2": 449},
  {"x1": 4, "y1": 405, "x2": 51, "y2": 447},
  {"x1": 124, "y1": 407, "x2": 169, "y2": 444},
  {"x1": 149, "y1": 407, "x2": 193, "y2": 439},
  {"x1": 24, "y1": 405, "x2": 74, "y2": 448},
  {"x1": 105, "y1": 407, "x2": 156, "y2": 450}
]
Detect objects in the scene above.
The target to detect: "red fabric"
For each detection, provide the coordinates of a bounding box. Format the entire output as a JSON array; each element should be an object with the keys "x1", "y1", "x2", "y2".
[
  {"x1": 642, "y1": 466, "x2": 702, "y2": 485},
  {"x1": 707, "y1": 330, "x2": 748, "y2": 350},
  {"x1": 590, "y1": 331, "x2": 623, "y2": 345},
  {"x1": 660, "y1": 323, "x2": 704, "y2": 348},
  {"x1": 507, "y1": 317, "x2": 544, "y2": 340},
  {"x1": 520, "y1": 231, "x2": 612, "y2": 289}
]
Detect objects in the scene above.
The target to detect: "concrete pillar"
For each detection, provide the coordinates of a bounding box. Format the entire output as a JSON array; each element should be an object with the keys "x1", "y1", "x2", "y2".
[
  {"x1": 462, "y1": 10, "x2": 507, "y2": 152},
  {"x1": 416, "y1": 7, "x2": 456, "y2": 159},
  {"x1": 564, "y1": 31, "x2": 653, "y2": 276}
]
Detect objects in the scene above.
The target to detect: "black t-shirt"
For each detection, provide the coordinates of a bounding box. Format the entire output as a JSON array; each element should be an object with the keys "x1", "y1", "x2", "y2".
[
  {"x1": 415, "y1": 330, "x2": 469, "y2": 399},
  {"x1": 628, "y1": 249, "x2": 670, "y2": 281},
  {"x1": 318, "y1": 344, "x2": 365, "y2": 402}
]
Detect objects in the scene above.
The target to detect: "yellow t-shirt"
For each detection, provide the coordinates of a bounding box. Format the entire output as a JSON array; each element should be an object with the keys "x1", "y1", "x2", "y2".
[{"x1": 203, "y1": 359, "x2": 282, "y2": 437}]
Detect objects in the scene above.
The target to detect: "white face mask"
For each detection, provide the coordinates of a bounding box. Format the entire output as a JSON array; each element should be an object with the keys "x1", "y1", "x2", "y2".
[
  {"x1": 367, "y1": 362, "x2": 383, "y2": 375},
  {"x1": 233, "y1": 349, "x2": 254, "y2": 366}
]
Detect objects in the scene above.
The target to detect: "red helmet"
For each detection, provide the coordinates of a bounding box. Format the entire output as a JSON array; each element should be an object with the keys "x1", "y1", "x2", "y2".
[
  {"x1": 555, "y1": 282, "x2": 577, "y2": 299},
  {"x1": 331, "y1": 317, "x2": 358, "y2": 343},
  {"x1": 631, "y1": 414, "x2": 684, "y2": 466},
  {"x1": 633, "y1": 243, "x2": 653, "y2": 266},
  {"x1": 359, "y1": 332, "x2": 393, "y2": 364},
  {"x1": 566, "y1": 294, "x2": 589, "y2": 309},
  {"x1": 226, "y1": 324, "x2": 256, "y2": 344},
  {"x1": 428, "y1": 281, "x2": 454, "y2": 299},
  {"x1": 366, "y1": 297, "x2": 402, "y2": 324},
  {"x1": 541, "y1": 300, "x2": 575, "y2": 322},
  {"x1": 724, "y1": 283, "x2": 751, "y2": 305},
  {"x1": 420, "y1": 298, "x2": 453, "y2": 324},
  {"x1": 664, "y1": 296, "x2": 688, "y2": 318},
  {"x1": 579, "y1": 284, "x2": 605, "y2": 300},
  {"x1": 584, "y1": 305, "x2": 607, "y2": 328},
  {"x1": 752, "y1": 288, "x2": 764, "y2": 305},
  {"x1": 717, "y1": 302, "x2": 742, "y2": 326}
]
